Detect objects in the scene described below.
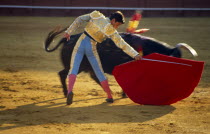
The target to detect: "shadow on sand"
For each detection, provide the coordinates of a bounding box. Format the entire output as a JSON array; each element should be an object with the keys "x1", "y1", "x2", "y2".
[{"x1": 0, "y1": 97, "x2": 176, "y2": 130}]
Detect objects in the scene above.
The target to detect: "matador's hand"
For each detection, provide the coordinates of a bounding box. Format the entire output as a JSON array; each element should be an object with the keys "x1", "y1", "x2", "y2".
[
  {"x1": 64, "y1": 33, "x2": 70, "y2": 41},
  {"x1": 134, "y1": 54, "x2": 142, "y2": 60}
]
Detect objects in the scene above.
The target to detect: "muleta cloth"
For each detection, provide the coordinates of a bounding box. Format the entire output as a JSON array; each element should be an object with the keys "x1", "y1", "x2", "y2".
[{"x1": 112, "y1": 53, "x2": 204, "y2": 105}]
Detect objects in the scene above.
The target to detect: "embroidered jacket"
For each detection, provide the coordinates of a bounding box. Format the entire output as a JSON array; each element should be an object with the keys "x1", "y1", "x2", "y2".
[{"x1": 65, "y1": 10, "x2": 139, "y2": 58}]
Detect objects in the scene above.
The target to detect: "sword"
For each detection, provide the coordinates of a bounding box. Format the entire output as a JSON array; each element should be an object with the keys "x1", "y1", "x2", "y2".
[{"x1": 142, "y1": 58, "x2": 192, "y2": 67}]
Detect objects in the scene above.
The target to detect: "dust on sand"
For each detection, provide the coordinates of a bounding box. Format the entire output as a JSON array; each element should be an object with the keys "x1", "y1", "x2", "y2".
[
  {"x1": 0, "y1": 16, "x2": 210, "y2": 134},
  {"x1": 0, "y1": 67, "x2": 209, "y2": 134}
]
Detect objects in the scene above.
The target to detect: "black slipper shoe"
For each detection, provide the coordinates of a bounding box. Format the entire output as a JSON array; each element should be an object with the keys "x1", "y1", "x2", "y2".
[
  {"x1": 106, "y1": 98, "x2": 114, "y2": 103},
  {"x1": 67, "y1": 92, "x2": 74, "y2": 105}
]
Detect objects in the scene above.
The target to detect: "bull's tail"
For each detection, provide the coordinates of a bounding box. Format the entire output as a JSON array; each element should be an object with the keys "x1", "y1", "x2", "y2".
[
  {"x1": 44, "y1": 26, "x2": 68, "y2": 52},
  {"x1": 176, "y1": 43, "x2": 198, "y2": 57}
]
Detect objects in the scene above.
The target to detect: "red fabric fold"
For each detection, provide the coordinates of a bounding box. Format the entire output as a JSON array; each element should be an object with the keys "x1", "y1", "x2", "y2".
[{"x1": 113, "y1": 53, "x2": 204, "y2": 105}]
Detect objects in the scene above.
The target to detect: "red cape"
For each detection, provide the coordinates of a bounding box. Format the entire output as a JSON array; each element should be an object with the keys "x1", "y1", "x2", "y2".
[{"x1": 112, "y1": 53, "x2": 204, "y2": 105}]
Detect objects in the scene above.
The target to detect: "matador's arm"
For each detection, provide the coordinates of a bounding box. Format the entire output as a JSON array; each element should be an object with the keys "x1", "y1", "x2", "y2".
[
  {"x1": 110, "y1": 32, "x2": 139, "y2": 58},
  {"x1": 65, "y1": 14, "x2": 91, "y2": 35}
]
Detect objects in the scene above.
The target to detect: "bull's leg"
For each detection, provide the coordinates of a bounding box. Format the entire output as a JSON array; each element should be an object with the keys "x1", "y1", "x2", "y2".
[
  {"x1": 122, "y1": 92, "x2": 127, "y2": 98},
  {"x1": 58, "y1": 69, "x2": 69, "y2": 97}
]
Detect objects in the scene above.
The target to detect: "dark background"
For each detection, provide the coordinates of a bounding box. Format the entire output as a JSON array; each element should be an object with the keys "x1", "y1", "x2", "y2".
[{"x1": 0, "y1": 0, "x2": 210, "y2": 17}]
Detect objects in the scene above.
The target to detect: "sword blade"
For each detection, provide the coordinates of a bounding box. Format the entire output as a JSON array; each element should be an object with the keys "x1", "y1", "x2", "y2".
[{"x1": 142, "y1": 58, "x2": 192, "y2": 67}]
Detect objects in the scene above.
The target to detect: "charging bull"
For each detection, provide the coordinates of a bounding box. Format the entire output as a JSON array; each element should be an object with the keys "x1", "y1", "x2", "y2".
[{"x1": 44, "y1": 27, "x2": 197, "y2": 97}]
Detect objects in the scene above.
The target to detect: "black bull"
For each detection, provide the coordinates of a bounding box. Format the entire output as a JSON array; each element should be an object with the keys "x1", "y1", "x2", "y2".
[{"x1": 44, "y1": 28, "x2": 197, "y2": 97}]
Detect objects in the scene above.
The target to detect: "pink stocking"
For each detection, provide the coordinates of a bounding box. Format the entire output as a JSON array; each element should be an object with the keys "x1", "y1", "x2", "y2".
[
  {"x1": 100, "y1": 80, "x2": 113, "y2": 99},
  {"x1": 68, "y1": 74, "x2": 77, "y2": 94}
]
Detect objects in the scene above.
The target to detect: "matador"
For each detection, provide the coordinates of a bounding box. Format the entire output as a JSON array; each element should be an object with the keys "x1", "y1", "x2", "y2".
[{"x1": 64, "y1": 10, "x2": 141, "y2": 105}]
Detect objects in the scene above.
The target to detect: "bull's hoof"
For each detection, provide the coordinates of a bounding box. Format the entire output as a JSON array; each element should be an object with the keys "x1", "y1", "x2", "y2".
[
  {"x1": 63, "y1": 90, "x2": 68, "y2": 98},
  {"x1": 66, "y1": 92, "x2": 74, "y2": 105},
  {"x1": 106, "y1": 98, "x2": 114, "y2": 103},
  {"x1": 122, "y1": 92, "x2": 127, "y2": 98}
]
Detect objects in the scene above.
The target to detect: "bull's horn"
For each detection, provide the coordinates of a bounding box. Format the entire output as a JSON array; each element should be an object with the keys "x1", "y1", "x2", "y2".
[{"x1": 176, "y1": 43, "x2": 198, "y2": 57}]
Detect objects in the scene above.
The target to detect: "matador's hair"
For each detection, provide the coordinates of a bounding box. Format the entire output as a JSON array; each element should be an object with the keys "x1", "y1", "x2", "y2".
[{"x1": 109, "y1": 11, "x2": 125, "y2": 24}]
